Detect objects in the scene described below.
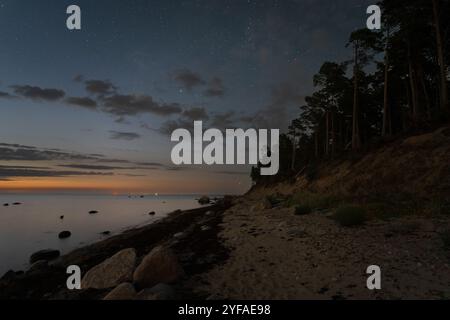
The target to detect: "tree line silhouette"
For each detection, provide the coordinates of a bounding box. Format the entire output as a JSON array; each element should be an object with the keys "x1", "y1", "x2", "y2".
[{"x1": 252, "y1": 0, "x2": 450, "y2": 184}]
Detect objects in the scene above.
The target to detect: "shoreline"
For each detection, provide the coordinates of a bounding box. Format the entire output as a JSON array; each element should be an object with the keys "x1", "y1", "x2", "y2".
[
  {"x1": 1, "y1": 188, "x2": 449, "y2": 300},
  {"x1": 0, "y1": 197, "x2": 233, "y2": 299}
]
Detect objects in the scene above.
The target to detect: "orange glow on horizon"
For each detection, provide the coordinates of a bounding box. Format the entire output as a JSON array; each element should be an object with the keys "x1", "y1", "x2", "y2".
[{"x1": 0, "y1": 174, "x2": 250, "y2": 195}]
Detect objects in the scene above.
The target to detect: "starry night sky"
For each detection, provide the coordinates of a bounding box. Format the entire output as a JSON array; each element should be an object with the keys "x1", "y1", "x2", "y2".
[{"x1": 0, "y1": 0, "x2": 373, "y2": 194}]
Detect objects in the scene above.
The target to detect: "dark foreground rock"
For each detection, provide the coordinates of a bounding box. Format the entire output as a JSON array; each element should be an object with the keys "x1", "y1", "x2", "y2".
[
  {"x1": 29, "y1": 249, "x2": 60, "y2": 264},
  {"x1": 103, "y1": 282, "x2": 136, "y2": 300},
  {"x1": 133, "y1": 246, "x2": 184, "y2": 289},
  {"x1": 81, "y1": 248, "x2": 136, "y2": 289}
]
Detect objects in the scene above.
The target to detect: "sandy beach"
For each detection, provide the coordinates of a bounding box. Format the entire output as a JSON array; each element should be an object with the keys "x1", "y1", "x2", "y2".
[{"x1": 190, "y1": 192, "x2": 450, "y2": 300}]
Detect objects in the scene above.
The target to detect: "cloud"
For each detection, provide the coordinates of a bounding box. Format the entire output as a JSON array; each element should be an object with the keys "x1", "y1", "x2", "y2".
[
  {"x1": 73, "y1": 74, "x2": 84, "y2": 82},
  {"x1": 0, "y1": 143, "x2": 36, "y2": 149},
  {"x1": 210, "y1": 111, "x2": 235, "y2": 129},
  {"x1": 157, "y1": 118, "x2": 193, "y2": 135},
  {"x1": 102, "y1": 94, "x2": 182, "y2": 116},
  {"x1": 182, "y1": 107, "x2": 209, "y2": 121},
  {"x1": 11, "y1": 85, "x2": 65, "y2": 101},
  {"x1": 204, "y1": 77, "x2": 225, "y2": 97},
  {"x1": 0, "y1": 165, "x2": 113, "y2": 179},
  {"x1": 173, "y1": 69, "x2": 206, "y2": 91},
  {"x1": 59, "y1": 164, "x2": 126, "y2": 170},
  {"x1": 84, "y1": 79, "x2": 118, "y2": 95},
  {"x1": 109, "y1": 130, "x2": 141, "y2": 141},
  {"x1": 0, "y1": 91, "x2": 16, "y2": 99},
  {"x1": 244, "y1": 80, "x2": 306, "y2": 129},
  {"x1": 65, "y1": 96, "x2": 98, "y2": 109},
  {"x1": 0, "y1": 145, "x2": 100, "y2": 161},
  {"x1": 59, "y1": 163, "x2": 161, "y2": 171}
]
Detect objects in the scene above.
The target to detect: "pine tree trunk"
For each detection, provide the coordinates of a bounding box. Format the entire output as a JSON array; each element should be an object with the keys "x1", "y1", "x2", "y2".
[
  {"x1": 407, "y1": 40, "x2": 420, "y2": 120},
  {"x1": 291, "y1": 130, "x2": 296, "y2": 171},
  {"x1": 352, "y1": 43, "x2": 361, "y2": 150},
  {"x1": 324, "y1": 112, "x2": 329, "y2": 157},
  {"x1": 331, "y1": 110, "x2": 336, "y2": 157},
  {"x1": 314, "y1": 129, "x2": 319, "y2": 159},
  {"x1": 432, "y1": 0, "x2": 449, "y2": 112},
  {"x1": 382, "y1": 29, "x2": 392, "y2": 137}
]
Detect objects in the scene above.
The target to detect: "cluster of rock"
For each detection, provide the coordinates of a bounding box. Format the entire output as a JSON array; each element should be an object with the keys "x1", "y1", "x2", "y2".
[
  {"x1": 81, "y1": 246, "x2": 184, "y2": 300},
  {"x1": 3, "y1": 202, "x2": 21, "y2": 207}
]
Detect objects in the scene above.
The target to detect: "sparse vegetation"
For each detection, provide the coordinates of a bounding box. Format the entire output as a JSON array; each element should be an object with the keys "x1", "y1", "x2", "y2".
[
  {"x1": 287, "y1": 191, "x2": 340, "y2": 210},
  {"x1": 265, "y1": 194, "x2": 286, "y2": 208},
  {"x1": 333, "y1": 205, "x2": 367, "y2": 227}
]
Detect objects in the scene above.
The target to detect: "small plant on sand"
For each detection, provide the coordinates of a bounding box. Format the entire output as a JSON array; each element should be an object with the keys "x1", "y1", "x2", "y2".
[
  {"x1": 265, "y1": 194, "x2": 285, "y2": 208},
  {"x1": 295, "y1": 205, "x2": 312, "y2": 216},
  {"x1": 287, "y1": 191, "x2": 339, "y2": 210},
  {"x1": 333, "y1": 205, "x2": 367, "y2": 227}
]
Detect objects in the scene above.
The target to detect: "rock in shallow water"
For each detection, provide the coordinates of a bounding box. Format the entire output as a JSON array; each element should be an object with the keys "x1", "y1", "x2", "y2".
[
  {"x1": 198, "y1": 196, "x2": 210, "y2": 205},
  {"x1": 103, "y1": 282, "x2": 137, "y2": 300},
  {"x1": 82, "y1": 248, "x2": 137, "y2": 289},
  {"x1": 133, "y1": 246, "x2": 184, "y2": 289},
  {"x1": 29, "y1": 249, "x2": 60, "y2": 264},
  {"x1": 58, "y1": 231, "x2": 72, "y2": 239}
]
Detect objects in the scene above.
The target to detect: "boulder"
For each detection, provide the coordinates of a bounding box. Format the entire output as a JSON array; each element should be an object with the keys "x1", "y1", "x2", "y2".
[
  {"x1": 89, "y1": 210, "x2": 98, "y2": 214},
  {"x1": 148, "y1": 211, "x2": 156, "y2": 216},
  {"x1": 82, "y1": 248, "x2": 136, "y2": 289},
  {"x1": 103, "y1": 283, "x2": 137, "y2": 300},
  {"x1": 29, "y1": 249, "x2": 60, "y2": 264},
  {"x1": 201, "y1": 225, "x2": 211, "y2": 232},
  {"x1": 60, "y1": 215, "x2": 64, "y2": 220},
  {"x1": 58, "y1": 231, "x2": 72, "y2": 239},
  {"x1": 29, "y1": 260, "x2": 48, "y2": 270},
  {"x1": 101, "y1": 231, "x2": 111, "y2": 236},
  {"x1": 133, "y1": 246, "x2": 184, "y2": 289},
  {"x1": 173, "y1": 232, "x2": 185, "y2": 239},
  {"x1": 3, "y1": 203, "x2": 9, "y2": 207},
  {"x1": 198, "y1": 196, "x2": 210, "y2": 205},
  {"x1": 13, "y1": 202, "x2": 21, "y2": 205},
  {"x1": 136, "y1": 283, "x2": 176, "y2": 300}
]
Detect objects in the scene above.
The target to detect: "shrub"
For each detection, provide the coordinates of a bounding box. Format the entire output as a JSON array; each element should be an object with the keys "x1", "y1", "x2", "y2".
[
  {"x1": 288, "y1": 191, "x2": 339, "y2": 210},
  {"x1": 295, "y1": 205, "x2": 312, "y2": 216},
  {"x1": 333, "y1": 206, "x2": 367, "y2": 227}
]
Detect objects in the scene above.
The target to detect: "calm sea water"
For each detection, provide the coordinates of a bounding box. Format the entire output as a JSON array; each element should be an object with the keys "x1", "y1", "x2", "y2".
[{"x1": 0, "y1": 194, "x2": 202, "y2": 276}]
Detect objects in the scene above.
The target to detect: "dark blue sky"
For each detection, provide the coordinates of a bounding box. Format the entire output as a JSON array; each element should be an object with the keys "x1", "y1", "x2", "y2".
[{"x1": 0, "y1": 0, "x2": 373, "y2": 194}]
